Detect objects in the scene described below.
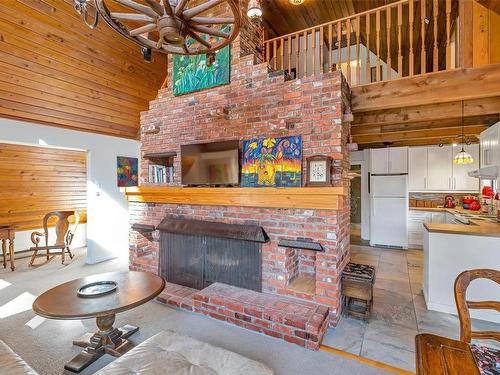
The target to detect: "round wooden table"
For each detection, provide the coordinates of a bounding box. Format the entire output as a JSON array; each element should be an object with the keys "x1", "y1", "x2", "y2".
[{"x1": 32, "y1": 271, "x2": 165, "y2": 373}]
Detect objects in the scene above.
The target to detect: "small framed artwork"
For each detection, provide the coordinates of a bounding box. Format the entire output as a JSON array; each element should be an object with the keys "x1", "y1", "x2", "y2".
[
  {"x1": 117, "y1": 156, "x2": 138, "y2": 187},
  {"x1": 306, "y1": 155, "x2": 332, "y2": 187}
]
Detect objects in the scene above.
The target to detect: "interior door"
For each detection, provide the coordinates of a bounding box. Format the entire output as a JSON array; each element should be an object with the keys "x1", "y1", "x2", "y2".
[
  {"x1": 409, "y1": 147, "x2": 428, "y2": 191},
  {"x1": 427, "y1": 146, "x2": 452, "y2": 190},
  {"x1": 452, "y1": 144, "x2": 480, "y2": 191}
]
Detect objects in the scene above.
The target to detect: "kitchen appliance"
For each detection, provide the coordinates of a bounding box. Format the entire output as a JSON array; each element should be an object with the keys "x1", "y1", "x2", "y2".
[
  {"x1": 444, "y1": 195, "x2": 456, "y2": 208},
  {"x1": 369, "y1": 174, "x2": 408, "y2": 248}
]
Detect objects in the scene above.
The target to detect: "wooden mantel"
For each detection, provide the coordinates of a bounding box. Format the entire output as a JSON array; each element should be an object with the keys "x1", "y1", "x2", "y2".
[{"x1": 123, "y1": 186, "x2": 346, "y2": 210}]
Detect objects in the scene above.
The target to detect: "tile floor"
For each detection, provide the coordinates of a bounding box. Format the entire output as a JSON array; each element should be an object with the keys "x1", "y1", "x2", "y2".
[{"x1": 323, "y1": 240, "x2": 500, "y2": 372}]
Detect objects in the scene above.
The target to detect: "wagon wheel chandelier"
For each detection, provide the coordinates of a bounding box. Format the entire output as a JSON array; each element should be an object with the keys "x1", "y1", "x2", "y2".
[{"x1": 74, "y1": 0, "x2": 241, "y2": 56}]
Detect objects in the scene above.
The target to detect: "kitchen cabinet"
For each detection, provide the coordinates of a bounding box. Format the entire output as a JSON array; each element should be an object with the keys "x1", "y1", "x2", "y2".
[
  {"x1": 370, "y1": 147, "x2": 408, "y2": 174},
  {"x1": 408, "y1": 210, "x2": 447, "y2": 247},
  {"x1": 408, "y1": 144, "x2": 479, "y2": 192},
  {"x1": 408, "y1": 147, "x2": 428, "y2": 190},
  {"x1": 427, "y1": 146, "x2": 453, "y2": 190},
  {"x1": 480, "y1": 123, "x2": 500, "y2": 168},
  {"x1": 452, "y1": 144, "x2": 480, "y2": 191}
]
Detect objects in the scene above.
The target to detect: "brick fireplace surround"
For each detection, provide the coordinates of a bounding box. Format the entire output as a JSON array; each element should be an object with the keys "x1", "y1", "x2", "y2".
[{"x1": 128, "y1": 29, "x2": 351, "y2": 350}]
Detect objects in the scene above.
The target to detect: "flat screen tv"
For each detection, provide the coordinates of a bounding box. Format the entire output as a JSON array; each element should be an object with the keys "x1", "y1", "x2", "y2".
[{"x1": 181, "y1": 140, "x2": 239, "y2": 186}]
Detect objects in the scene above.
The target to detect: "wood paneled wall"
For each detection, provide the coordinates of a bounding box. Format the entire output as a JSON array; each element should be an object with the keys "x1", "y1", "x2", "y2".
[
  {"x1": 0, "y1": 0, "x2": 167, "y2": 139},
  {"x1": 0, "y1": 143, "x2": 87, "y2": 231}
]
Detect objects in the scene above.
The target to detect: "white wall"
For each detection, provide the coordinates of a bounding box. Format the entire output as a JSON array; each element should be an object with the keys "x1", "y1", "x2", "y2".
[{"x1": 0, "y1": 118, "x2": 140, "y2": 264}]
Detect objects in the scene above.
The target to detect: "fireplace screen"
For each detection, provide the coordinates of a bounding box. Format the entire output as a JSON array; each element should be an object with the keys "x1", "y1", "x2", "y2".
[{"x1": 160, "y1": 231, "x2": 262, "y2": 292}]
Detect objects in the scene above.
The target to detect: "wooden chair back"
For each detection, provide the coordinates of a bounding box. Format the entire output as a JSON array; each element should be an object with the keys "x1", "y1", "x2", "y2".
[
  {"x1": 454, "y1": 269, "x2": 500, "y2": 343},
  {"x1": 42, "y1": 211, "x2": 80, "y2": 247}
]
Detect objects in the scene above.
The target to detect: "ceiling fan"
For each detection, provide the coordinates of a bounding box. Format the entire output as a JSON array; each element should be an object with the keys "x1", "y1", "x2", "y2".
[{"x1": 74, "y1": 0, "x2": 241, "y2": 56}]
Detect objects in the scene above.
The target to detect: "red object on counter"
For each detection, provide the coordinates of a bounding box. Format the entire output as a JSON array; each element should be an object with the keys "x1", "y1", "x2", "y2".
[
  {"x1": 482, "y1": 186, "x2": 494, "y2": 197},
  {"x1": 470, "y1": 200, "x2": 482, "y2": 211},
  {"x1": 444, "y1": 195, "x2": 456, "y2": 208}
]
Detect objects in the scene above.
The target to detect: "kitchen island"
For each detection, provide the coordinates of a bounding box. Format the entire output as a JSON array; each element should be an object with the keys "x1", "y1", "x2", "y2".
[{"x1": 423, "y1": 213, "x2": 500, "y2": 323}]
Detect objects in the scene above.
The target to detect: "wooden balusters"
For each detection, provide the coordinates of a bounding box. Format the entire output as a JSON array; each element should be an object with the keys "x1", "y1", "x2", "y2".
[
  {"x1": 386, "y1": 6, "x2": 392, "y2": 81},
  {"x1": 303, "y1": 31, "x2": 307, "y2": 76},
  {"x1": 421, "y1": 0, "x2": 426, "y2": 74},
  {"x1": 328, "y1": 24, "x2": 333, "y2": 72},
  {"x1": 346, "y1": 19, "x2": 351, "y2": 85},
  {"x1": 261, "y1": 0, "x2": 457, "y2": 85},
  {"x1": 337, "y1": 21, "x2": 342, "y2": 71},
  {"x1": 445, "y1": 0, "x2": 451, "y2": 69},
  {"x1": 409, "y1": 0, "x2": 414, "y2": 76},
  {"x1": 366, "y1": 13, "x2": 371, "y2": 83},
  {"x1": 295, "y1": 34, "x2": 300, "y2": 78},
  {"x1": 355, "y1": 16, "x2": 361, "y2": 85},
  {"x1": 376, "y1": 10, "x2": 381, "y2": 82},
  {"x1": 397, "y1": 3, "x2": 403, "y2": 78},
  {"x1": 433, "y1": 0, "x2": 438, "y2": 71},
  {"x1": 273, "y1": 39, "x2": 277, "y2": 70},
  {"x1": 320, "y1": 26, "x2": 324, "y2": 74},
  {"x1": 280, "y1": 38, "x2": 285, "y2": 71},
  {"x1": 311, "y1": 29, "x2": 316, "y2": 75}
]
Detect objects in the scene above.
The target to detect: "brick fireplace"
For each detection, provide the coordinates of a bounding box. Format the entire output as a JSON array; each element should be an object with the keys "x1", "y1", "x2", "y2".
[{"x1": 127, "y1": 28, "x2": 351, "y2": 349}]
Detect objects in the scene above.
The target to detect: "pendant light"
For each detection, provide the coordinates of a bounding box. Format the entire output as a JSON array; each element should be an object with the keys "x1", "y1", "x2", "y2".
[
  {"x1": 453, "y1": 101, "x2": 474, "y2": 165},
  {"x1": 247, "y1": 0, "x2": 263, "y2": 19}
]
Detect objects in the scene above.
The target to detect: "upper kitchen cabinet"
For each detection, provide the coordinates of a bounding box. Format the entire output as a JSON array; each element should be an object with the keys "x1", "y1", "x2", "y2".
[
  {"x1": 408, "y1": 147, "x2": 428, "y2": 190},
  {"x1": 370, "y1": 147, "x2": 408, "y2": 174},
  {"x1": 427, "y1": 146, "x2": 453, "y2": 190},
  {"x1": 452, "y1": 144, "x2": 480, "y2": 191},
  {"x1": 480, "y1": 123, "x2": 500, "y2": 168},
  {"x1": 408, "y1": 144, "x2": 480, "y2": 192}
]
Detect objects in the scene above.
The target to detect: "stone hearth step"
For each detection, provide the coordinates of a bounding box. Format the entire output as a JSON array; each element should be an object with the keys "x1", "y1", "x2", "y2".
[
  {"x1": 157, "y1": 282, "x2": 198, "y2": 311},
  {"x1": 193, "y1": 283, "x2": 329, "y2": 350}
]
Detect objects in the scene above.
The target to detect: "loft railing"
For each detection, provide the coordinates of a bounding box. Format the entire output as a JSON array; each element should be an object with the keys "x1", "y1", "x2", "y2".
[{"x1": 263, "y1": 0, "x2": 459, "y2": 86}]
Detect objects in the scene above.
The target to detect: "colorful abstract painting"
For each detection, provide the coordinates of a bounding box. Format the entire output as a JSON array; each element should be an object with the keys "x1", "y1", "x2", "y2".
[
  {"x1": 117, "y1": 156, "x2": 138, "y2": 187},
  {"x1": 172, "y1": 26, "x2": 231, "y2": 96},
  {"x1": 241, "y1": 136, "x2": 302, "y2": 187}
]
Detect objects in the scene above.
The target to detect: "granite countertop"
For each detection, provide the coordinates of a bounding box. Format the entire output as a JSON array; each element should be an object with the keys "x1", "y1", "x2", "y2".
[{"x1": 412, "y1": 206, "x2": 500, "y2": 237}]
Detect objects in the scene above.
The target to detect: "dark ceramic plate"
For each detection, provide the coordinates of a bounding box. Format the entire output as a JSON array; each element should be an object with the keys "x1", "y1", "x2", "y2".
[{"x1": 77, "y1": 281, "x2": 117, "y2": 298}]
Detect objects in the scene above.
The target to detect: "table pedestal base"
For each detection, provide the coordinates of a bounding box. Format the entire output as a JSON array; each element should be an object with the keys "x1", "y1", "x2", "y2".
[{"x1": 65, "y1": 314, "x2": 138, "y2": 373}]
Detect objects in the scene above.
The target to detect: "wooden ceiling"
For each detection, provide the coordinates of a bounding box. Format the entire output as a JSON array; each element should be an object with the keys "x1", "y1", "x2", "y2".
[{"x1": 0, "y1": 0, "x2": 167, "y2": 139}]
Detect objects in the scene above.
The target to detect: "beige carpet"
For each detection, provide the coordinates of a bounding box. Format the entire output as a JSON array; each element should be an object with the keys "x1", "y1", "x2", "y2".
[{"x1": 0, "y1": 248, "x2": 391, "y2": 375}]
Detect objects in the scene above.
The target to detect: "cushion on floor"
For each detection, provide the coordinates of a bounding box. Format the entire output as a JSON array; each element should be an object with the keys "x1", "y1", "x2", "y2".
[
  {"x1": 471, "y1": 343, "x2": 500, "y2": 375},
  {"x1": 96, "y1": 330, "x2": 274, "y2": 375},
  {"x1": 0, "y1": 340, "x2": 38, "y2": 375}
]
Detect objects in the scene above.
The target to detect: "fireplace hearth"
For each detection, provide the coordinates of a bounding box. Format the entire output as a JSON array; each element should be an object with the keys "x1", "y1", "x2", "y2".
[{"x1": 158, "y1": 217, "x2": 268, "y2": 292}]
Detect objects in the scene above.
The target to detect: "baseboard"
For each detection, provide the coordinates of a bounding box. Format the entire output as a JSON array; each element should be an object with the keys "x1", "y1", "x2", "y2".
[{"x1": 320, "y1": 344, "x2": 414, "y2": 375}]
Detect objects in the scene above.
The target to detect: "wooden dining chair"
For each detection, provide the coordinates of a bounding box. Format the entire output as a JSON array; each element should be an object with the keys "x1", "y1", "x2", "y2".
[
  {"x1": 454, "y1": 269, "x2": 500, "y2": 375},
  {"x1": 29, "y1": 211, "x2": 80, "y2": 266}
]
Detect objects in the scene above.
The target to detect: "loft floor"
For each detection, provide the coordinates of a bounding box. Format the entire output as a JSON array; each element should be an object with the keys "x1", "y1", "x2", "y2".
[{"x1": 323, "y1": 239, "x2": 500, "y2": 372}]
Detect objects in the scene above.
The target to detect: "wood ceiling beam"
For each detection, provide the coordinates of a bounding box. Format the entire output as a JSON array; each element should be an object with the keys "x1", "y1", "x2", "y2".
[
  {"x1": 352, "y1": 97, "x2": 500, "y2": 127},
  {"x1": 353, "y1": 124, "x2": 487, "y2": 144},
  {"x1": 352, "y1": 114, "x2": 499, "y2": 136},
  {"x1": 351, "y1": 63, "x2": 500, "y2": 112},
  {"x1": 358, "y1": 136, "x2": 480, "y2": 150}
]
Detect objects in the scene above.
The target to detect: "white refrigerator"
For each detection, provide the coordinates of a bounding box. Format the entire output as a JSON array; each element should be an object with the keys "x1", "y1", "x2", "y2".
[{"x1": 369, "y1": 174, "x2": 409, "y2": 248}]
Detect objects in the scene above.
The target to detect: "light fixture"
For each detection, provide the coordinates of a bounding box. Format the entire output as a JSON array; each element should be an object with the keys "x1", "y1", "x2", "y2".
[
  {"x1": 453, "y1": 101, "x2": 474, "y2": 165},
  {"x1": 289, "y1": 0, "x2": 305, "y2": 5},
  {"x1": 247, "y1": 0, "x2": 262, "y2": 19},
  {"x1": 73, "y1": 0, "x2": 241, "y2": 56}
]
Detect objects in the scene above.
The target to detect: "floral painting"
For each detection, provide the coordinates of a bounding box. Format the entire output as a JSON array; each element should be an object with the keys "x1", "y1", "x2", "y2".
[
  {"x1": 172, "y1": 26, "x2": 231, "y2": 96},
  {"x1": 117, "y1": 156, "x2": 138, "y2": 187},
  {"x1": 241, "y1": 136, "x2": 302, "y2": 187}
]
